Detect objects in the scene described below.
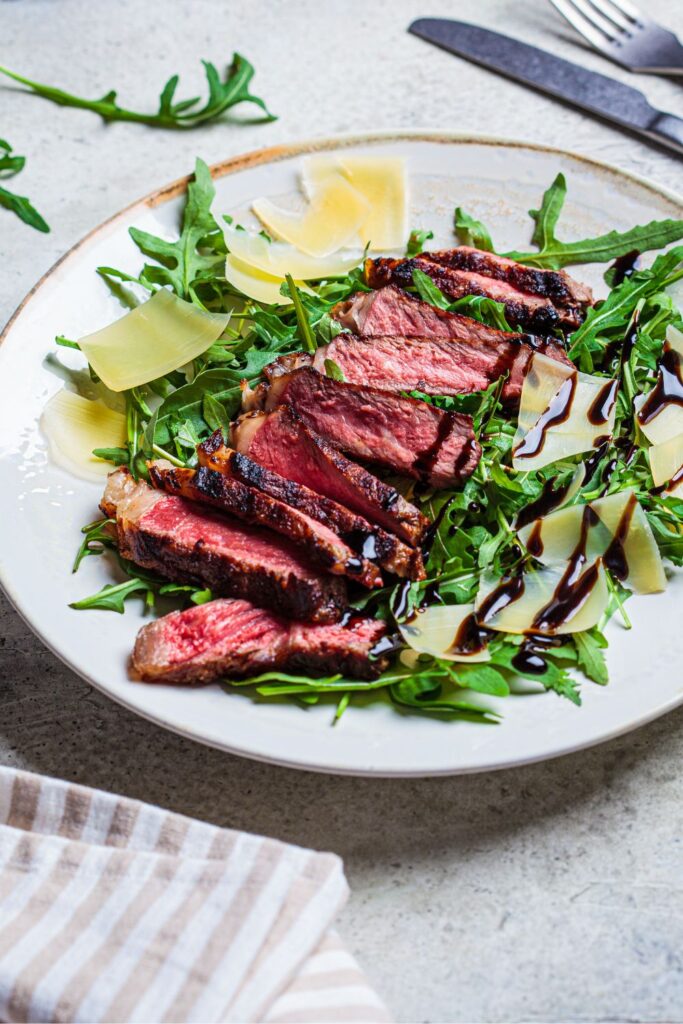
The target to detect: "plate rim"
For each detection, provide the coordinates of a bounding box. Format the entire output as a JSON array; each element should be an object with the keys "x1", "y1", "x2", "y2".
[{"x1": 2, "y1": 128, "x2": 683, "y2": 778}]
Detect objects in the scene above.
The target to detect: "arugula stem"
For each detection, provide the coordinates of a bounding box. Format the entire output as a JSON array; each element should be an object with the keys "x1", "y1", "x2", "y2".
[
  {"x1": 151, "y1": 444, "x2": 186, "y2": 468},
  {"x1": 285, "y1": 274, "x2": 316, "y2": 353}
]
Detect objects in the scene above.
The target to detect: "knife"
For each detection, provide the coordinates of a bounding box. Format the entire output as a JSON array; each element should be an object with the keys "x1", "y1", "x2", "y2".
[{"x1": 409, "y1": 19, "x2": 683, "y2": 157}]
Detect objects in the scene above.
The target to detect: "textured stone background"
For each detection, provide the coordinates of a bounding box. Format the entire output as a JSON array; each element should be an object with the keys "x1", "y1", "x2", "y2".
[{"x1": 2, "y1": 1, "x2": 683, "y2": 1020}]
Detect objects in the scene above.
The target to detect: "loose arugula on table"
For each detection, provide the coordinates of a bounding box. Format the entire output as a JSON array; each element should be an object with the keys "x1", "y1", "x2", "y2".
[
  {"x1": 64, "y1": 160, "x2": 683, "y2": 720},
  {"x1": 0, "y1": 137, "x2": 49, "y2": 232},
  {"x1": 0, "y1": 53, "x2": 275, "y2": 129}
]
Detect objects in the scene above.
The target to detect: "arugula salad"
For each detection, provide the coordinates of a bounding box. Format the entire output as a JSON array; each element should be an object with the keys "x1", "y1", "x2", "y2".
[{"x1": 47, "y1": 157, "x2": 683, "y2": 721}]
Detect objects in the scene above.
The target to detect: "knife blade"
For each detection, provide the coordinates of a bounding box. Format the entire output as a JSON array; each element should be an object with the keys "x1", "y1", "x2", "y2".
[{"x1": 409, "y1": 19, "x2": 683, "y2": 157}]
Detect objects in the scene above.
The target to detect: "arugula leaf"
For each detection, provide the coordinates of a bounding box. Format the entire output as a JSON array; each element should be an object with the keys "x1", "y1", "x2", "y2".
[
  {"x1": 528, "y1": 172, "x2": 567, "y2": 250},
  {"x1": 454, "y1": 207, "x2": 494, "y2": 251},
  {"x1": 0, "y1": 53, "x2": 275, "y2": 129},
  {"x1": 405, "y1": 227, "x2": 434, "y2": 257},
  {"x1": 147, "y1": 368, "x2": 243, "y2": 449},
  {"x1": 70, "y1": 577, "x2": 152, "y2": 613},
  {"x1": 449, "y1": 295, "x2": 514, "y2": 332},
  {"x1": 412, "y1": 268, "x2": 451, "y2": 309},
  {"x1": 0, "y1": 137, "x2": 49, "y2": 232},
  {"x1": 128, "y1": 158, "x2": 222, "y2": 300},
  {"x1": 324, "y1": 358, "x2": 345, "y2": 382},
  {"x1": 504, "y1": 173, "x2": 683, "y2": 270},
  {"x1": 573, "y1": 630, "x2": 609, "y2": 686}
]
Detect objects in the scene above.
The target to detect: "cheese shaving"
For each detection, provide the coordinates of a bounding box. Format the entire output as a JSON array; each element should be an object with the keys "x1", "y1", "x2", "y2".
[
  {"x1": 223, "y1": 226, "x2": 362, "y2": 280},
  {"x1": 649, "y1": 433, "x2": 683, "y2": 497},
  {"x1": 517, "y1": 488, "x2": 666, "y2": 595},
  {"x1": 252, "y1": 171, "x2": 369, "y2": 258},
  {"x1": 302, "y1": 155, "x2": 408, "y2": 250},
  {"x1": 475, "y1": 564, "x2": 609, "y2": 635},
  {"x1": 41, "y1": 390, "x2": 127, "y2": 481},
  {"x1": 78, "y1": 289, "x2": 230, "y2": 393},
  {"x1": 513, "y1": 353, "x2": 617, "y2": 472},
  {"x1": 398, "y1": 603, "x2": 490, "y2": 663},
  {"x1": 635, "y1": 324, "x2": 683, "y2": 445}
]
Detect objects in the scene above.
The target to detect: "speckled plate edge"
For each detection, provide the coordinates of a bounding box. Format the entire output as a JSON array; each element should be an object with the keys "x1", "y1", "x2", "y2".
[{"x1": 2, "y1": 129, "x2": 683, "y2": 777}]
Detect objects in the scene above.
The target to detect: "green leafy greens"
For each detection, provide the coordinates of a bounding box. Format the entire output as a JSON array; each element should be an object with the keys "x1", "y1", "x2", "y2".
[
  {"x1": 0, "y1": 53, "x2": 275, "y2": 130},
  {"x1": 0, "y1": 137, "x2": 48, "y2": 231},
  {"x1": 457, "y1": 173, "x2": 683, "y2": 270}
]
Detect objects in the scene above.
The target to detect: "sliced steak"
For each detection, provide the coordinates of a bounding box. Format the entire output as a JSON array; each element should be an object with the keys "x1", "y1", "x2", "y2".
[
  {"x1": 263, "y1": 366, "x2": 480, "y2": 489},
  {"x1": 197, "y1": 435, "x2": 426, "y2": 581},
  {"x1": 232, "y1": 407, "x2": 429, "y2": 546},
  {"x1": 319, "y1": 331, "x2": 568, "y2": 405},
  {"x1": 333, "y1": 284, "x2": 552, "y2": 349},
  {"x1": 147, "y1": 460, "x2": 381, "y2": 589},
  {"x1": 365, "y1": 248, "x2": 593, "y2": 333},
  {"x1": 101, "y1": 468, "x2": 347, "y2": 624},
  {"x1": 132, "y1": 597, "x2": 392, "y2": 685}
]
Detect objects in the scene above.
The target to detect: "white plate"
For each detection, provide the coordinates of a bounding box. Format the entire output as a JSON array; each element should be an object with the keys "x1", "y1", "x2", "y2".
[{"x1": 1, "y1": 131, "x2": 682, "y2": 777}]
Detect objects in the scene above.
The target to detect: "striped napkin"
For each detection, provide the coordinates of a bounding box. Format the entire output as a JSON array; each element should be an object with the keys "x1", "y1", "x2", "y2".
[{"x1": 0, "y1": 766, "x2": 390, "y2": 1024}]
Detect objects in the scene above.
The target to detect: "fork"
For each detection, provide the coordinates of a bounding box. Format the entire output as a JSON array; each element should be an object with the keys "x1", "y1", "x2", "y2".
[{"x1": 549, "y1": 0, "x2": 683, "y2": 75}]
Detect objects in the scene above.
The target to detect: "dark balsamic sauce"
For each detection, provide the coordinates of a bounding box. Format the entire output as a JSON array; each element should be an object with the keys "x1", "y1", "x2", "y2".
[
  {"x1": 448, "y1": 613, "x2": 491, "y2": 657},
  {"x1": 530, "y1": 505, "x2": 600, "y2": 632},
  {"x1": 602, "y1": 492, "x2": 637, "y2": 581},
  {"x1": 513, "y1": 374, "x2": 576, "y2": 460},
  {"x1": 582, "y1": 437, "x2": 611, "y2": 485},
  {"x1": 393, "y1": 580, "x2": 413, "y2": 621},
  {"x1": 511, "y1": 633, "x2": 566, "y2": 677},
  {"x1": 637, "y1": 343, "x2": 683, "y2": 425},
  {"x1": 605, "y1": 310, "x2": 639, "y2": 369},
  {"x1": 516, "y1": 476, "x2": 576, "y2": 530},
  {"x1": 587, "y1": 379, "x2": 619, "y2": 425},
  {"x1": 421, "y1": 496, "x2": 455, "y2": 560},
  {"x1": 525, "y1": 520, "x2": 544, "y2": 558},
  {"x1": 609, "y1": 250, "x2": 641, "y2": 286},
  {"x1": 369, "y1": 633, "x2": 404, "y2": 659},
  {"x1": 477, "y1": 575, "x2": 526, "y2": 624}
]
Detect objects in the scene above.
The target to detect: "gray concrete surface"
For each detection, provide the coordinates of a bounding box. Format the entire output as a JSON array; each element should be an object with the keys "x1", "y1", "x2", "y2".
[{"x1": 2, "y1": 1, "x2": 683, "y2": 1020}]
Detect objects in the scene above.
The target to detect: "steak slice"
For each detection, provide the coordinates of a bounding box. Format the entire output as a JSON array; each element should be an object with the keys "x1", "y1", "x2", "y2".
[
  {"x1": 365, "y1": 248, "x2": 593, "y2": 333},
  {"x1": 132, "y1": 597, "x2": 392, "y2": 685},
  {"x1": 263, "y1": 366, "x2": 481, "y2": 489},
  {"x1": 232, "y1": 407, "x2": 429, "y2": 546},
  {"x1": 101, "y1": 468, "x2": 348, "y2": 624},
  {"x1": 197, "y1": 435, "x2": 426, "y2": 581},
  {"x1": 333, "y1": 284, "x2": 565, "y2": 352},
  {"x1": 147, "y1": 460, "x2": 382, "y2": 589},
  {"x1": 317, "y1": 329, "x2": 571, "y2": 405}
]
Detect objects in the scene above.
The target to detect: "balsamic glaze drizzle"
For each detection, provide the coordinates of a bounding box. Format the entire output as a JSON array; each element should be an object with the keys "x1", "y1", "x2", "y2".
[{"x1": 513, "y1": 374, "x2": 576, "y2": 460}]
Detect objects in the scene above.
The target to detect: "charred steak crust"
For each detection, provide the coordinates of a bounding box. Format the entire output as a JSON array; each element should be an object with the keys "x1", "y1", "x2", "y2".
[
  {"x1": 132, "y1": 597, "x2": 391, "y2": 685},
  {"x1": 104, "y1": 469, "x2": 348, "y2": 624},
  {"x1": 263, "y1": 366, "x2": 481, "y2": 489},
  {"x1": 197, "y1": 436, "x2": 426, "y2": 581},
  {"x1": 232, "y1": 406, "x2": 430, "y2": 547},
  {"x1": 147, "y1": 461, "x2": 382, "y2": 589},
  {"x1": 364, "y1": 250, "x2": 592, "y2": 333}
]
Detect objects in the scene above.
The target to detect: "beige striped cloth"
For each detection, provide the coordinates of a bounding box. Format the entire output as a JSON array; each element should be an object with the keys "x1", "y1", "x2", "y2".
[{"x1": 0, "y1": 766, "x2": 390, "y2": 1024}]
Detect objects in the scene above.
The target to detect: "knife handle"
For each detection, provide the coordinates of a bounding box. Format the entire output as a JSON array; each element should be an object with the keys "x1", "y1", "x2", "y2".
[{"x1": 648, "y1": 113, "x2": 683, "y2": 156}]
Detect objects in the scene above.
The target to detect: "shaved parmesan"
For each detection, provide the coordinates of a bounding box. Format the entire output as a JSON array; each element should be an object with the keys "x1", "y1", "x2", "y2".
[
  {"x1": 517, "y1": 489, "x2": 666, "y2": 595},
  {"x1": 223, "y1": 226, "x2": 362, "y2": 280},
  {"x1": 252, "y1": 172, "x2": 369, "y2": 258},
  {"x1": 635, "y1": 324, "x2": 683, "y2": 445},
  {"x1": 649, "y1": 433, "x2": 683, "y2": 497},
  {"x1": 225, "y1": 254, "x2": 291, "y2": 306},
  {"x1": 475, "y1": 564, "x2": 609, "y2": 635},
  {"x1": 41, "y1": 390, "x2": 126, "y2": 481},
  {"x1": 79, "y1": 289, "x2": 230, "y2": 394},
  {"x1": 398, "y1": 603, "x2": 490, "y2": 663},
  {"x1": 302, "y1": 155, "x2": 408, "y2": 250},
  {"x1": 513, "y1": 353, "x2": 617, "y2": 472},
  {"x1": 593, "y1": 490, "x2": 666, "y2": 594}
]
